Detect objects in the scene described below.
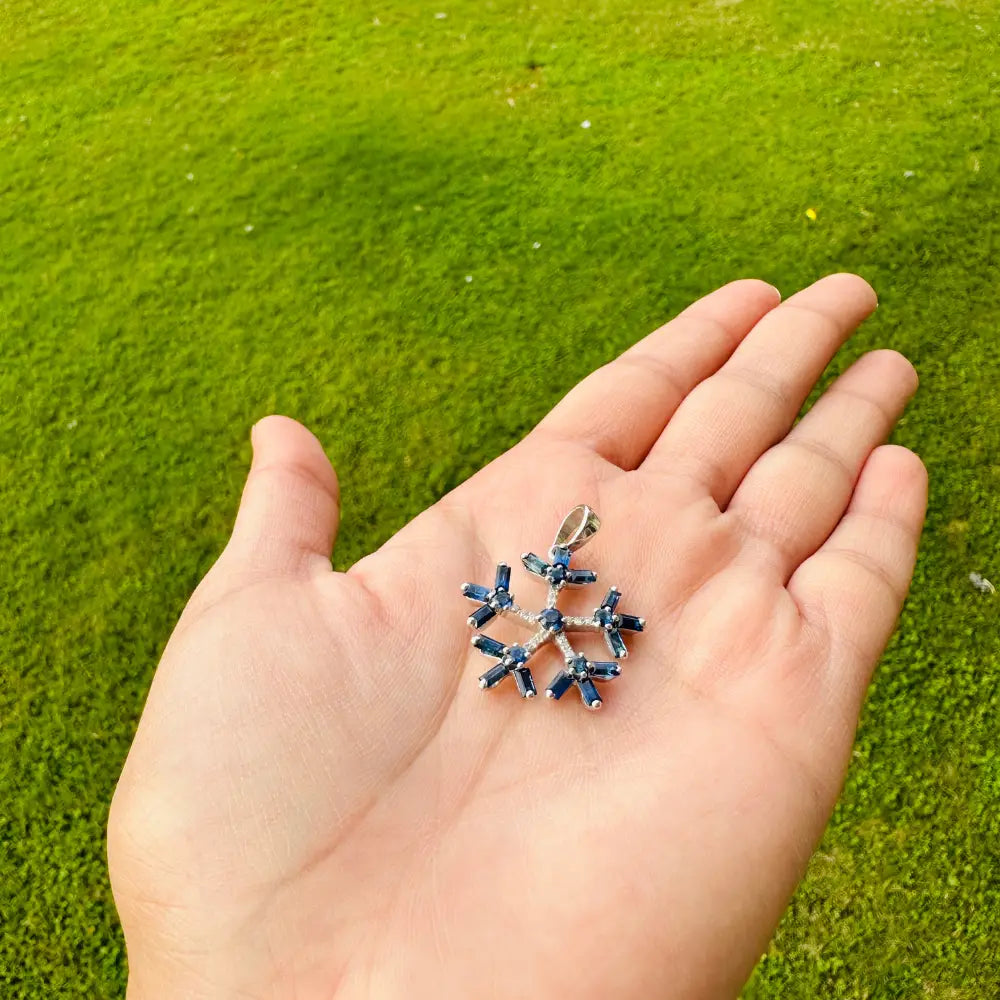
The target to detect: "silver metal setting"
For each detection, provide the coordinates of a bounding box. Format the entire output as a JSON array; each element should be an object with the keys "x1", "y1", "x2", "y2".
[
  {"x1": 552, "y1": 504, "x2": 601, "y2": 552},
  {"x1": 460, "y1": 506, "x2": 646, "y2": 711}
]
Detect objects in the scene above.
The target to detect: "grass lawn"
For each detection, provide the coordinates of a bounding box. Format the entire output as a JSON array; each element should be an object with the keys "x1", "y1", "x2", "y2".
[{"x1": 2, "y1": 0, "x2": 999, "y2": 996}]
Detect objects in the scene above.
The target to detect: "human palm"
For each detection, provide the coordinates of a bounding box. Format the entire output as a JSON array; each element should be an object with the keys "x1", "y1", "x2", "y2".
[{"x1": 109, "y1": 275, "x2": 927, "y2": 1000}]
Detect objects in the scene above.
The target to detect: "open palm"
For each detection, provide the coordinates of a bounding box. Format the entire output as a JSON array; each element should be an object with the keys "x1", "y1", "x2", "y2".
[{"x1": 109, "y1": 274, "x2": 927, "y2": 1000}]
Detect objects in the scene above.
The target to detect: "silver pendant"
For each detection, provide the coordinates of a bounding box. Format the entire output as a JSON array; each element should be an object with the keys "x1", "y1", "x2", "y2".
[{"x1": 460, "y1": 506, "x2": 645, "y2": 711}]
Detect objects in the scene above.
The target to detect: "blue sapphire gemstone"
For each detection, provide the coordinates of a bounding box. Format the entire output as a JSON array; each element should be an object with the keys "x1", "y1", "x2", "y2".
[
  {"x1": 538, "y1": 608, "x2": 564, "y2": 632},
  {"x1": 546, "y1": 670, "x2": 575, "y2": 700},
  {"x1": 546, "y1": 563, "x2": 568, "y2": 585},
  {"x1": 506, "y1": 645, "x2": 530, "y2": 665},
  {"x1": 568, "y1": 654, "x2": 589, "y2": 680},
  {"x1": 480, "y1": 663, "x2": 510, "y2": 689},
  {"x1": 602, "y1": 588, "x2": 621, "y2": 612},
  {"x1": 513, "y1": 668, "x2": 537, "y2": 698},
  {"x1": 550, "y1": 546, "x2": 571, "y2": 568},
  {"x1": 590, "y1": 661, "x2": 621, "y2": 681},
  {"x1": 521, "y1": 552, "x2": 549, "y2": 577},
  {"x1": 491, "y1": 589, "x2": 513, "y2": 610},
  {"x1": 462, "y1": 582, "x2": 491, "y2": 602},
  {"x1": 617, "y1": 614, "x2": 644, "y2": 632},
  {"x1": 605, "y1": 628, "x2": 627, "y2": 658},
  {"x1": 594, "y1": 607, "x2": 614, "y2": 629},
  {"x1": 577, "y1": 677, "x2": 602, "y2": 709},
  {"x1": 567, "y1": 569, "x2": 597, "y2": 585},
  {"x1": 495, "y1": 562, "x2": 511, "y2": 591},
  {"x1": 473, "y1": 635, "x2": 507, "y2": 658},
  {"x1": 469, "y1": 604, "x2": 497, "y2": 629}
]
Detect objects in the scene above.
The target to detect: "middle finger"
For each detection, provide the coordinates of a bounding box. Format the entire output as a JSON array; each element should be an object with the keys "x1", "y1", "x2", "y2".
[{"x1": 639, "y1": 273, "x2": 878, "y2": 505}]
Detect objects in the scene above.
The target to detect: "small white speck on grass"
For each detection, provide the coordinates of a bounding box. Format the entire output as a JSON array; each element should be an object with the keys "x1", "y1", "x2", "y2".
[
  {"x1": 507, "y1": 97, "x2": 516, "y2": 107},
  {"x1": 532, "y1": 242, "x2": 541, "y2": 249},
  {"x1": 373, "y1": 16, "x2": 381, "y2": 25},
  {"x1": 465, "y1": 275, "x2": 473, "y2": 283},
  {"x1": 66, "y1": 419, "x2": 78, "y2": 430},
  {"x1": 186, "y1": 172, "x2": 194, "y2": 181},
  {"x1": 581, "y1": 119, "x2": 591, "y2": 129},
  {"x1": 874, "y1": 60, "x2": 881, "y2": 67},
  {"x1": 970, "y1": 571, "x2": 996, "y2": 595},
  {"x1": 244, "y1": 224, "x2": 254, "y2": 232},
  {"x1": 903, "y1": 170, "x2": 915, "y2": 178},
  {"x1": 19, "y1": 115, "x2": 27, "y2": 122},
  {"x1": 435, "y1": 11, "x2": 447, "y2": 18}
]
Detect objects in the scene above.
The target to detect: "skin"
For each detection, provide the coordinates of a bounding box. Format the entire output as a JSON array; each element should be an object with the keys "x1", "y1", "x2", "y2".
[{"x1": 108, "y1": 274, "x2": 928, "y2": 1000}]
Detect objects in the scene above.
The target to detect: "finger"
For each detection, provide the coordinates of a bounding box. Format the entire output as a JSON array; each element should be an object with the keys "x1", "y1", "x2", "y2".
[
  {"x1": 788, "y1": 444, "x2": 927, "y2": 690},
  {"x1": 641, "y1": 273, "x2": 878, "y2": 503},
  {"x1": 731, "y1": 349, "x2": 918, "y2": 578},
  {"x1": 226, "y1": 415, "x2": 340, "y2": 573},
  {"x1": 533, "y1": 279, "x2": 781, "y2": 469}
]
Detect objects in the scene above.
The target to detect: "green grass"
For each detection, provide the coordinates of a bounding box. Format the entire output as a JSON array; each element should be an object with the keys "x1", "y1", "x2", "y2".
[{"x1": 1, "y1": 0, "x2": 999, "y2": 996}]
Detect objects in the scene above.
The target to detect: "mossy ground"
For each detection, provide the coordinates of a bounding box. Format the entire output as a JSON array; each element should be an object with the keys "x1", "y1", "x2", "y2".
[{"x1": 2, "y1": 1, "x2": 999, "y2": 996}]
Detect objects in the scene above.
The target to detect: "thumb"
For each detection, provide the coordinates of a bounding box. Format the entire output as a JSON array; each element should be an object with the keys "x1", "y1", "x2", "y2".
[{"x1": 226, "y1": 415, "x2": 340, "y2": 573}]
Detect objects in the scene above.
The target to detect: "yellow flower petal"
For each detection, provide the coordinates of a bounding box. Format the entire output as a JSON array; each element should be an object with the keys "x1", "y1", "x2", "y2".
[{"x1": 805, "y1": 207, "x2": 818, "y2": 221}]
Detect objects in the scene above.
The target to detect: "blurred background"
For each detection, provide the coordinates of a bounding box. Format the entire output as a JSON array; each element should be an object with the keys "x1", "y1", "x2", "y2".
[{"x1": 1, "y1": 1, "x2": 998, "y2": 996}]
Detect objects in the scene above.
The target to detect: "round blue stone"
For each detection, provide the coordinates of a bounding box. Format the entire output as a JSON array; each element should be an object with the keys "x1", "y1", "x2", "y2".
[
  {"x1": 546, "y1": 564, "x2": 567, "y2": 585},
  {"x1": 507, "y1": 645, "x2": 529, "y2": 664},
  {"x1": 538, "y1": 608, "x2": 564, "y2": 632},
  {"x1": 569, "y1": 655, "x2": 589, "y2": 679},
  {"x1": 491, "y1": 590, "x2": 513, "y2": 609},
  {"x1": 594, "y1": 607, "x2": 614, "y2": 629}
]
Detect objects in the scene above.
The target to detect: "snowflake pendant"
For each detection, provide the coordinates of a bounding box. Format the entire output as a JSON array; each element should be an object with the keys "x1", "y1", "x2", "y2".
[{"x1": 460, "y1": 505, "x2": 645, "y2": 711}]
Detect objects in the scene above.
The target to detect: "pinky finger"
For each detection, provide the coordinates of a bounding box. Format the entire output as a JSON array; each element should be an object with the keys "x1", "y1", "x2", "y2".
[{"x1": 788, "y1": 444, "x2": 928, "y2": 698}]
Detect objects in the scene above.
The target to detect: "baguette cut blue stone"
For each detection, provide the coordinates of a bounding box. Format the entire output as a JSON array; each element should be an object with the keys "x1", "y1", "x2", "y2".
[
  {"x1": 473, "y1": 635, "x2": 507, "y2": 658},
  {"x1": 522, "y1": 552, "x2": 549, "y2": 577},
  {"x1": 546, "y1": 670, "x2": 575, "y2": 700},
  {"x1": 480, "y1": 663, "x2": 510, "y2": 689},
  {"x1": 567, "y1": 569, "x2": 597, "y2": 585},
  {"x1": 578, "y1": 677, "x2": 602, "y2": 709},
  {"x1": 551, "y1": 546, "x2": 571, "y2": 568},
  {"x1": 513, "y1": 668, "x2": 537, "y2": 698},
  {"x1": 590, "y1": 661, "x2": 622, "y2": 680},
  {"x1": 462, "y1": 582, "x2": 491, "y2": 602},
  {"x1": 605, "y1": 628, "x2": 628, "y2": 658},
  {"x1": 470, "y1": 604, "x2": 497, "y2": 629},
  {"x1": 602, "y1": 588, "x2": 621, "y2": 612},
  {"x1": 495, "y1": 563, "x2": 512, "y2": 591},
  {"x1": 617, "y1": 614, "x2": 644, "y2": 632}
]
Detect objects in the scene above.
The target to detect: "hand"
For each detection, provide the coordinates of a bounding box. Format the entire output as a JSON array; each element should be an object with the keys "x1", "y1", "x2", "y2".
[{"x1": 108, "y1": 274, "x2": 926, "y2": 1000}]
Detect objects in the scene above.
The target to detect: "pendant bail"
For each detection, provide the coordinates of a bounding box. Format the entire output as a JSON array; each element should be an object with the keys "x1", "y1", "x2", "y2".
[{"x1": 551, "y1": 505, "x2": 601, "y2": 554}]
